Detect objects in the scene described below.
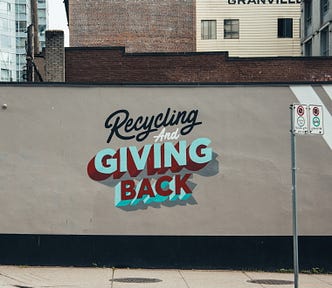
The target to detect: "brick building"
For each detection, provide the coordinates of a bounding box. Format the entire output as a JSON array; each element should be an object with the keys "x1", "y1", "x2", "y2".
[
  {"x1": 65, "y1": 0, "x2": 195, "y2": 53},
  {"x1": 38, "y1": 30, "x2": 332, "y2": 83},
  {"x1": 65, "y1": 47, "x2": 332, "y2": 83},
  {"x1": 64, "y1": 0, "x2": 302, "y2": 57}
]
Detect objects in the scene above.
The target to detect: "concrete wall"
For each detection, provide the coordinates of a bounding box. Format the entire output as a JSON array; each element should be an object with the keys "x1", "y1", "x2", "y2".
[{"x1": 0, "y1": 84, "x2": 331, "y2": 236}]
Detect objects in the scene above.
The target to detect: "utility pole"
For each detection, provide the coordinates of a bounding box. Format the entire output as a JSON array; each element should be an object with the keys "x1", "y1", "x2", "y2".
[
  {"x1": 26, "y1": 0, "x2": 41, "y2": 82},
  {"x1": 31, "y1": 0, "x2": 39, "y2": 54},
  {"x1": 26, "y1": 24, "x2": 34, "y2": 82}
]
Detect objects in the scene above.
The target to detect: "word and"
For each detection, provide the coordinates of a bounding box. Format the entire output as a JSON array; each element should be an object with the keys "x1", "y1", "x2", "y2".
[
  {"x1": 153, "y1": 128, "x2": 180, "y2": 142},
  {"x1": 105, "y1": 108, "x2": 202, "y2": 143}
]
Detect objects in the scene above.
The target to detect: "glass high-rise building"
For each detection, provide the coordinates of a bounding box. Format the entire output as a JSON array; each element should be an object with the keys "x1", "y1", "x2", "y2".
[
  {"x1": 0, "y1": 0, "x2": 16, "y2": 81},
  {"x1": 0, "y1": 0, "x2": 48, "y2": 82},
  {"x1": 15, "y1": 0, "x2": 31, "y2": 81},
  {"x1": 37, "y1": 0, "x2": 48, "y2": 50}
]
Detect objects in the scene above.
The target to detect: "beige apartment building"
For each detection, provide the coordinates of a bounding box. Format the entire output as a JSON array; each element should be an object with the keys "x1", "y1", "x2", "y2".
[{"x1": 197, "y1": 0, "x2": 302, "y2": 57}]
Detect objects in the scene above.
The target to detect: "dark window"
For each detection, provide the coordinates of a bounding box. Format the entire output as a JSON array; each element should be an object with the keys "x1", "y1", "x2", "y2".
[
  {"x1": 278, "y1": 18, "x2": 293, "y2": 38},
  {"x1": 321, "y1": 27, "x2": 329, "y2": 56},
  {"x1": 304, "y1": 0, "x2": 312, "y2": 36},
  {"x1": 321, "y1": 0, "x2": 329, "y2": 15},
  {"x1": 16, "y1": 20, "x2": 27, "y2": 32},
  {"x1": 304, "y1": 0, "x2": 312, "y2": 26},
  {"x1": 304, "y1": 39, "x2": 312, "y2": 56},
  {"x1": 38, "y1": 24, "x2": 46, "y2": 34},
  {"x1": 224, "y1": 19, "x2": 239, "y2": 39}
]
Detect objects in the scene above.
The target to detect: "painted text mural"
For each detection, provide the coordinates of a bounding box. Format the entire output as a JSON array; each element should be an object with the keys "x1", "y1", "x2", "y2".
[{"x1": 87, "y1": 108, "x2": 215, "y2": 208}]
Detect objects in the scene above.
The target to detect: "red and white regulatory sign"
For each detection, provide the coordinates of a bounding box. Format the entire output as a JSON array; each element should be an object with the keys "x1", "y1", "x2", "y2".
[
  {"x1": 309, "y1": 105, "x2": 324, "y2": 135},
  {"x1": 292, "y1": 104, "x2": 309, "y2": 134},
  {"x1": 292, "y1": 104, "x2": 324, "y2": 135}
]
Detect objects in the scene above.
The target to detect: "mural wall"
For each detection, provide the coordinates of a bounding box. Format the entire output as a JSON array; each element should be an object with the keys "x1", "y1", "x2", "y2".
[{"x1": 0, "y1": 85, "x2": 331, "y2": 235}]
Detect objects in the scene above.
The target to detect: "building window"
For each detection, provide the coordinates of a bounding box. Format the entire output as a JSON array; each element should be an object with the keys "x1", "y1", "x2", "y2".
[
  {"x1": 304, "y1": 39, "x2": 312, "y2": 56},
  {"x1": 0, "y1": 2, "x2": 11, "y2": 12},
  {"x1": 321, "y1": 0, "x2": 329, "y2": 15},
  {"x1": 16, "y1": 20, "x2": 27, "y2": 32},
  {"x1": 0, "y1": 51, "x2": 10, "y2": 67},
  {"x1": 38, "y1": 24, "x2": 46, "y2": 35},
  {"x1": 0, "y1": 18, "x2": 10, "y2": 31},
  {"x1": 15, "y1": 3, "x2": 26, "y2": 14},
  {"x1": 0, "y1": 2, "x2": 8, "y2": 12},
  {"x1": 321, "y1": 27, "x2": 329, "y2": 56},
  {"x1": 224, "y1": 19, "x2": 239, "y2": 39},
  {"x1": 16, "y1": 37, "x2": 25, "y2": 49},
  {"x1": 16, "y1": 70, "x2": 25, "y2": 82},
  {"x1": 304, "y1": 0, "x2": 312, "y2": 26},
  {"x1": 201, "y1": 20, "x2": 217, "y2": 40},
  {"x1": 278, "y1": 18, "x2": 293, "y2": 38},
  {"x1": 1, "y1": 69, "x2": 10, "y2": 81},
  {"x1": 0, "y1": 35, "x2": 11, "y2": 48},
  {"x1": 16, "y1": 54, "x2": 26, "y2": 68}
]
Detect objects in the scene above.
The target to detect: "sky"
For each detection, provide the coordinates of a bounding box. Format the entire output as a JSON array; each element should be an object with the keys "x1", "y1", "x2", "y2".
[{"x1": 48, "y1": 0, "x2": 69, "y2": 46}]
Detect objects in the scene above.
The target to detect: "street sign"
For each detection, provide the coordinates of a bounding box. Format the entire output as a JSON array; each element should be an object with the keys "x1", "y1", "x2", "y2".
[
  {"x1": 309, "y1": 105, "x2": 324, "y2": 135},
  {"x1": 292, "y1": 104, "x2": 308, "y2": 135},
  {"x1": 290, "y1": 102, "x2": 325, "y2": 288}
]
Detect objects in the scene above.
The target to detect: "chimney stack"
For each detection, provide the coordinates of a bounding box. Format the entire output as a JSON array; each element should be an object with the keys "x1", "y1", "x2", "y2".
[{"x1": 45, "y1": 30, "x2": 65, "y2": 82}]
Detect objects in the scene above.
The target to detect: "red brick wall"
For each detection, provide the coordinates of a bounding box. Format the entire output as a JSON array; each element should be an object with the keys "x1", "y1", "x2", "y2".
[
  {"x1": 69, "y1": 0, "x2": 195, "y2": 52},
  {"x1": 65, "y1": 47, "x2": 332, "y2": 83}
]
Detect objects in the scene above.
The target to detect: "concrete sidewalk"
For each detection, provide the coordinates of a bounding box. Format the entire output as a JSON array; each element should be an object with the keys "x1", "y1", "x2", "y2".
[{"x1": 0, "y1": 266, "x2": 331, "y2": 288}]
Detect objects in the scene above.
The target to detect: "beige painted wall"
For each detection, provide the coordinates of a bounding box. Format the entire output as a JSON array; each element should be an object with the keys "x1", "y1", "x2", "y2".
[
  {"x1": 197, "y1": 0, "x2": 301, "y2": 57},
  {"x1": 0, "y1": 85, "x2": 331, "y2": 235}
]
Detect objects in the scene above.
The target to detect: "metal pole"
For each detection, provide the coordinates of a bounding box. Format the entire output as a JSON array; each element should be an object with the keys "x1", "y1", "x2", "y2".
[
  {"x1": 31, "y1": 0, "x2": 39, "y2": 54},
  {"x1": 26, "y1": 25, "x2": 34, "y2": 82},
  {"x1": 290, "y1": 105, "x2": 299, "y2": 288}
]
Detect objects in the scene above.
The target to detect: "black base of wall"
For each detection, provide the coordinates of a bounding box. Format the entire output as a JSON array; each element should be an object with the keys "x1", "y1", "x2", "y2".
[{"x1": 0, "y1": 235, "x2": 331, "y2": 271}]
